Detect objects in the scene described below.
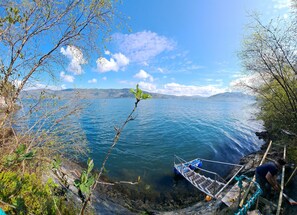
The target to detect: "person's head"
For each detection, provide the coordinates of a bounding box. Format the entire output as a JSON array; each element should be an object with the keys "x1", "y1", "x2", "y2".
[{"x1": 276, "y1": 158, "x2": 287, "y2": 167}]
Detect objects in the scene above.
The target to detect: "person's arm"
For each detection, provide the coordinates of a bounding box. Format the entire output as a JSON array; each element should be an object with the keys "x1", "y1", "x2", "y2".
[{"x1": 265, "y1": 172, "x2": 280, "y2": 191}]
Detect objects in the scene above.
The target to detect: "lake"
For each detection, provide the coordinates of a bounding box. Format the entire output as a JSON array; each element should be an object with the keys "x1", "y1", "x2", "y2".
[
  {"x1": 78, "y1": 97, "x2": 264, "y2": 192},
  {"x1": 18, "y1": 96, "x2": 264, "y2": 207}
]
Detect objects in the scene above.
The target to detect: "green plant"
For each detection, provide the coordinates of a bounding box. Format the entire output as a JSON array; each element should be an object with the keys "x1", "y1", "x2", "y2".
[
  {"x1": 52, "y1": 156, "x2": 62, "y2": 171},
  {"x1": 3, "y1": 144, "x2": 35, "y2": 167},
  {"x1": 0, "y1": 171, "x2": 57, "y2": 215},
  {"x1": 74, "y1": 158, "x2": 95, "y2": 199},
  {"x1": 130, "y1": 84, "x2": 152, "y2": 105}
]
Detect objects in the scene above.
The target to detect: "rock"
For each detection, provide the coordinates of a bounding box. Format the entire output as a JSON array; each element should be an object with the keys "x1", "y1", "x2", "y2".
[{"x1": 255, "y1": 131, "x2": 269, "y2": 141}]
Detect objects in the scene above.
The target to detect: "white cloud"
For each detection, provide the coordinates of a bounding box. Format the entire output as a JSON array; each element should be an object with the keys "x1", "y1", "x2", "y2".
[
  {"x1": 136, "y1": 82, "x2": 226, "y2": 97},
  {"x1": 24, "y1": 83, "x2": 65, "y2": 91},
  {"x1": 60, "y1": 71, "x2": 74, "y2": 83},
  {"x1": 88, "y1": 78, "x2": 97, "y2": 84},
  {"x1": 104, "y1": 50, "x2": 111, "y2": 55},
  {"x1": 96, "y1": 52, "x2": 129, "y2": 73},
  {"x1": 284, "y1": 13, "x2": 289, "y2": 19},
  {"x1": 134, "y1": 69, "x2": 154, "y2": 82},
  {"x1": 229, "y1": 73, "x2": 266, "y2": 93},
  {"x1": 113, "y1": 31, "x2": 175, "y2": 63},
  {"x1": 138, "y1": 81, "x2": 157, "y2": 91},
  {"x1": 119, "y1": 80, "x2": 135, "y2": 86},
  {"x1": 157, "y1": 82, "x2": 227, "y2": 97},
  {"x1": 157, "y1": 67, "x2": 164, "y2": 73},
  {"x1": 102, "y1": 76, "x2": 107, "y2": 81},
  {"x1": 96, "y1": 57, "x2": 118, "y2": 73},
  {"x1": 112, "y1": 53, "x2": 130, "y2": 67},
  {"x1": 273, "y1": 0, "x2": 291, "y2": 9},
  {"x1": 60, "y1": 46, "x2": 86, "y2": 75}
]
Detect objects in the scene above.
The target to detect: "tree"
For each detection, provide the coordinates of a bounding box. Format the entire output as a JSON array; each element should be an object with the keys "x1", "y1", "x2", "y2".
[
  {"x1": 0, "y1": 0, "x2": 117, "y2": 125},
  {"x1": 239, "y1": 12, "x2": 297, "y2": 136},
  {"x1": 0, "y1": 1, "x2": 121, "y2": 213}
]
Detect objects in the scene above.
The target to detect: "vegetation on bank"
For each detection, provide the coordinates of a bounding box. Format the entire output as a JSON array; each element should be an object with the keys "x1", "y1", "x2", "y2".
[{"x1": 238, "y1": 2, "x2": 297, "y2": 162}]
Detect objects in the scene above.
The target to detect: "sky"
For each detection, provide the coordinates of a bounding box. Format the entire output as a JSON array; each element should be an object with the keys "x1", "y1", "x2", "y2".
[{"x1": 54, "y1": 0, "x2": 292, "y2": 97}]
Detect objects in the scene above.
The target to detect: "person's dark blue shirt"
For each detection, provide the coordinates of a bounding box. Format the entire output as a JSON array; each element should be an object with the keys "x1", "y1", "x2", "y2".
[{"x1": 256, "y1": 162, "x2": 278, "y2": 181}]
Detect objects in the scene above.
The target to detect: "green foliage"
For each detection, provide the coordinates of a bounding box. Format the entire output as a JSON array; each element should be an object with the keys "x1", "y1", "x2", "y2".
[
  {"x1": 240, "y1": 14, "x2": 297, "y2": 142},
  {"x1": 256, "y1": 70, "x2": 297, "y2": 135},
  {"x1": 130, "y1": 84, "x2": 152, "y2": 102},
  {"x1": 287, "y1": 139, "x2": 297, "y2": 163},
  {"x1": 0, "y1": 7, "x2": 24, "y2": 26},
  {"x1": 51, "y1": 156, "x2": 62, "y2": 171},
  {"x1": 3, "y1": 144, "x2": 35, "y2": 167},
  {"x1": 288, "y1": 147, "x2": 297, "y2": 163},
  {"x1": 0, "y1": 171, "x2": 57, "y2": 215},
  {"x1": 74, "y1": 158, "x2": 95, "y2": 196}
]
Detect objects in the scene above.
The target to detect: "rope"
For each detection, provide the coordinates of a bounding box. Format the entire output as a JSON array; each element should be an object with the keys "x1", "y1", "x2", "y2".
[{"x1": 234, "y1": 175, "x2": 262, "y2": 215}]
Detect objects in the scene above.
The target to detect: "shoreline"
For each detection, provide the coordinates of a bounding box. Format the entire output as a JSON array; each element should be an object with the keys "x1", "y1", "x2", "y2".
[
  {"x1": 49, "y1": 130, "x2": 296, "y2": 214},
  {"x1": 56, "y1": 132, "x2": 272, "y2": 214}
]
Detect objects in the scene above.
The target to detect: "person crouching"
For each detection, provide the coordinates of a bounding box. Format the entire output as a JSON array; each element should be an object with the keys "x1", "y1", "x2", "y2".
[{"x1": 255, "y1": 158, "x2": 286, "y2": 198}]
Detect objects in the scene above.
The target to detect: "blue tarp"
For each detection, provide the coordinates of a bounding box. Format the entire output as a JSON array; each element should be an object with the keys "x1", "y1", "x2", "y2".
[{"x1": 0, "y1": 208, "x2": 6, "y2": 215}]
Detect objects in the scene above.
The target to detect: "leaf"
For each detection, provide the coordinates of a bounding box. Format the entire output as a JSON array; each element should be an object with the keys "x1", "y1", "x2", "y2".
[
  {"x1": 15, "y1": 144, "x2": 26, "y2": 155},
  {"x1": 80, "y1": 184, "x2": 90, "y2": 194},
  {"x1": 52, "y1": 157, "x2": 62, "y2": 170},
  {"x1": 85, "y1": 176, "x2": 95, "y2": 187},
  {"x1": 23, "y1": 151, "x2": 34, "y2": 159},
  {"x1": 130, "y1": 88, "x2": 136, "y2": 95},
  {"x1": 74, "y1": 179, "x2": 81, "y2": 187},
  {"x1": 81, "y1": 172, "x2": 87, "y2": 184},
  {"x1": 87, "y1": 158, "x2": 94, "y2": 174},
  {"x1": 141, "y1": 93, "x2": 152, "y2": 100},
  {"x1": 130, "y1": 84, "x2": 152, "y2": 101}
]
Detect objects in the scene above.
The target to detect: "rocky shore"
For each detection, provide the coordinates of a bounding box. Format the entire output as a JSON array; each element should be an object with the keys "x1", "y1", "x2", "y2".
[{"x1": 53, "y1": 131, "x2": 296, "y2": 215}]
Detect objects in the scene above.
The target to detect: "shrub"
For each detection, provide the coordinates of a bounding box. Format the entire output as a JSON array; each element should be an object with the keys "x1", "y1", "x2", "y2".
[{"x1": 0, "y1": 171, "x2": 56, "y2": 214}]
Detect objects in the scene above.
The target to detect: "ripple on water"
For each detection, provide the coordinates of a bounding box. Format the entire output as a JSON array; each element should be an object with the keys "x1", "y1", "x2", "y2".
[{"x1": 22, "y1": 98, "x2": 264, "y2": 197}]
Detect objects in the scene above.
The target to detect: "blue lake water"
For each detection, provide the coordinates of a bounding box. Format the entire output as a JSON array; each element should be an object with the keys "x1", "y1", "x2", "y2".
[
  {"x1": 18, "y1": 96, "x2": 264, "y2": 199},
  {"x1": 77, "y1": 98, "x2": 264, "y2": 192}
]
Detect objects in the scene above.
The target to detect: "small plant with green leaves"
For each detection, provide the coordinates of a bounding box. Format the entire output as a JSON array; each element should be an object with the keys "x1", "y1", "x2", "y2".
[
  {"x1": 3, "y1": 144, "x2": 35, "y2": 167},
  {"x1": 74, "y1": 158, "x2": 95, "y2": 201},
  {"x1": 130, "y1": 84, "x2": 152, "y2": 106},
  {"x1": 52, "y1": 156, "x2": 62, "y2": 172}
]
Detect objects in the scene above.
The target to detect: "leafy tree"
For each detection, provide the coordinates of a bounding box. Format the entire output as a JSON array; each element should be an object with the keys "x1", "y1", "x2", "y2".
[
  {"x1": 0, "y1": 0, "x2": 117, "y2": 125},
  {"x1": 239, "y1": 13, "x2": 297, "y2": 137},
  {"x1": 0, "y1": 1, "x2": 123, "y2": 213}
]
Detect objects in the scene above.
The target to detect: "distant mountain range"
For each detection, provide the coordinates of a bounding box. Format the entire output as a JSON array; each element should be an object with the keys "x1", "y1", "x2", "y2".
[
  {"x1": 207, "y1": 92, "x2": 254, "y2": 101},
  {"x1": 20, "y1": 88, "x2": 254, "y2": 100}
]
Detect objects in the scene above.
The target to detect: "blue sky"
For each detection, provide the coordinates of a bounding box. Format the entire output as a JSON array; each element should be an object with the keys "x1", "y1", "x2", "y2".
[{"x1": 55, "y1": 0, "x2": 291, "y2": 96}]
